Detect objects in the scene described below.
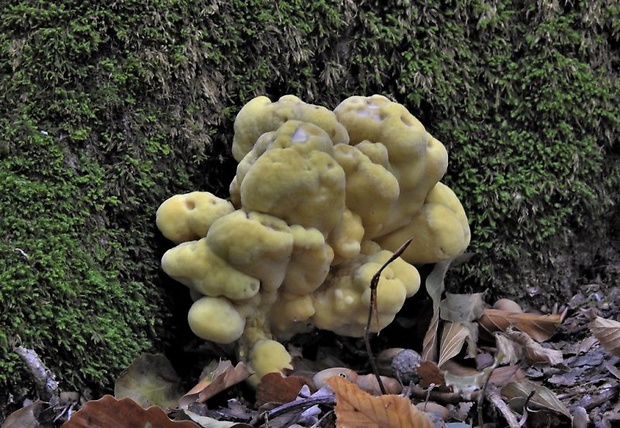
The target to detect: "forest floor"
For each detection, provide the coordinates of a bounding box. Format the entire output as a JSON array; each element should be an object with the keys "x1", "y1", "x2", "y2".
[{"x1": 2, "y1": 269, "x2": 620, "y2": 428}]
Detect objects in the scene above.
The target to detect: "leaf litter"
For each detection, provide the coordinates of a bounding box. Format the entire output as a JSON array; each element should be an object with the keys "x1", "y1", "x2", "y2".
[{"x1": 4, "y1": 263, "x2": 620, "y2": 428}]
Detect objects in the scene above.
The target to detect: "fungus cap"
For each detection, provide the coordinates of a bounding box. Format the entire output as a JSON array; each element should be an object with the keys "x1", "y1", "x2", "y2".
[{"x1": 188, "y1": 296, "x2": 246, "y2": 344}]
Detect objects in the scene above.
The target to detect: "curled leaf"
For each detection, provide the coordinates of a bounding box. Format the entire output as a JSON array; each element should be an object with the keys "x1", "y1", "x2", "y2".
[
  {"x1": 255, "y1": 372, "x2": 314, "y2": 407},
  {"x1": 422, "y1": 260, "x2": 452, "y2": 362},
  {"x1": 179, "y1": 361, "x2": 251, "y2": 409},
  {"x1": 589, "y1": 316, "x2": 620, "y2": 357},
  {"x1": 479, "y1": 309, "x2": 564, "y2": 342},
  {"x1": 355, "y1": 374, "x2": 402, "y2": 395},
  {"x1": 439, "y1": 293, "x2": 485, "y2": 323},
  {"x1": 326, "y1": 376, "x2": 434, "y2": 428},
  {"x1": 501, "y1": 379, "x2": 571, "y2": 419},
  {"x1": 114, "y1": 353, "x2": 183, "y2": 409},
  {"x1": 2, "y1": 400, "x2": 49, "y2": 428},
  {"x1": 497, "y1": 329, "x2": 563, "y2": 365},
  {"x1": 438, "y1": 322, "x2": 478, "y2": 367},
  {"x1": 62, "y1": 395, "x2": 197, "y2": 428}
]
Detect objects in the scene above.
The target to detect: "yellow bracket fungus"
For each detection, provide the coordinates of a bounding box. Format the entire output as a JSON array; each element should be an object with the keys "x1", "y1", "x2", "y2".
[{"x1": 156, "y1": 94, "x2": 471, "y2": 385}]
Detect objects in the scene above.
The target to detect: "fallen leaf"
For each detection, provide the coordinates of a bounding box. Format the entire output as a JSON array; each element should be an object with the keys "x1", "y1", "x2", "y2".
[
  {"x1": 183, "y1": 409, "x2": 252, "y2": 428},
  {"x1": 422, "y1": 259, "x2": 452, "y2": 362},
  {"x1": 1, "y1": 401, "x2": 48, "y2": 428},
  {"x1": 443, "y1": 363, "x2": 495, "y2": 394},
  {"x1": 355, "y1": 374, "x2": 403, "y2": 395},
  {"x1": 607, "y1": 363, "x2": 620, "y2": 381},
  {"x1": 326, "y1": 376, "x2": 434, "y2": 428},
  {"x1": 438, "y1": 322, "x2": 477, "y2": 367},
  {"x1": 589, "y1": 316, "x2": 620, "y2": 357},
  {"x1": 313, "y1": 367, "x2": 359, "y2": 389},
  {"x1": 501, "y1": 379, "x2": 571, "y2": 419},
  {"x1": 62, "y1": 395, "x2": 197, "y2": 428},
  {"x1": 488, "y1": 365, "x2": 526, "y2": 388},
  {"x1": 494, "y1": 334, "x2": 521, "y2": 365},
  {"x1": 255, "y1": 372, "x2": 314, "y2": 407},
  {"x1": 179, "y1": 361, "x2": 251, "y2": 409},
  {"x1": 417, "y1": 361, "x2": 446, "y2": 389},
  {"x1": 498, "y1": 329, "x2": 564, "y2": 365},
  {"x1": 114, "y1": 353, "x2": 184, "y2": 409},
  {"x1": 479, "y1": 309, "x2": 564, "y2": 342},
  {"x1": 439, "y1": 293, "x2": 485, "y2": 323}
]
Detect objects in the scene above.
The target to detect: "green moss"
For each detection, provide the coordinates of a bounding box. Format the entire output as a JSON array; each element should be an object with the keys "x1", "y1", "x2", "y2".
[{"x1": 0, "y1": 0, "x2": 618, "y2": 404}]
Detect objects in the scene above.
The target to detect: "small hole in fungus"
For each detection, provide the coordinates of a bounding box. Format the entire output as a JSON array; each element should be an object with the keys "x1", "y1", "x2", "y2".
[
  {"x1": 185, "y1": 200, "x2": 196, "y2": 210},
  {"x1": 401, "y1": 114, "x2": 414, "y2": 127}
]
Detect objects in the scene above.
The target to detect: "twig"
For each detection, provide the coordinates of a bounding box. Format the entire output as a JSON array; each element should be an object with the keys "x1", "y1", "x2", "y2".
[
  {"x1": 14, "y1": 345, "x2": 59, "y2": 403},
  {"x1": 364, "y1": 237, "x2": 413, "y2": 396},
  {"x1": 258, "y1": 395, "x2": 336, "y2": 423},
  {"x1": 409, "y1": 384, "x2": 480, "y2": 405},
  {"x1": 477, "y1": 366, "x2": 494, "y2": 427},
  {"x1": 484, "y1": 385, "x2": 521, "y2": 428}
]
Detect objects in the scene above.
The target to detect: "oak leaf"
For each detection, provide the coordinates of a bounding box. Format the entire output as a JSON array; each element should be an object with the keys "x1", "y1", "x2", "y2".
[{"x1": 326, "y1": 376, "x2": 434, "y2": 428}]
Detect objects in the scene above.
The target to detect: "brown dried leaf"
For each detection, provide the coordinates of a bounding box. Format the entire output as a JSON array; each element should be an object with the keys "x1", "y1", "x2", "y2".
[
  {"x1": 326, "y1": 376, "x2": 434, "y2": 428},
  {"x1": 355, "y1": 374, "x2": 403, "y2": 395},
  {"x1": 422, "y1": 310, "x2": 440, "y2": 363},
  {"x1": 183, "y1": 410, "x2": 252, "y2": 428},
  {"x1": 589, "y1": 316, "x2": 620, "y2": 357},
  {"x1": 439, "y1": 293, "x2": 485, "y2": 323},
  {"x1": 2, "y1": 401, "x2": 47, "y2": 428},
  {"x1": 479, "y1": 309, "x2": 564, "y2": 342},
  {"x1": 443, "y1": 362, "x2": 495, "y2": 394},
  {"x1": 62, "y1": 395, "x2": 197, "y2": 428},
  {"x1": 438, "y1": 322, "x2": 468, "y2": 367},
  {"x1": 313, "y1": 367, "x2": 359, "y2": 389},
  {"x1": 488, "y1": 365, "x2": 526, "y2": 388},
  {"x1": 438, "y1": 322, "x2": 473, "y2": 367},
  {"x1": 179, "y1": 361, "x2": 251, "y2": 409},
  {"x1": 501, "y1": 379, "x2": 571, "y2": 419},
  {"x1": 499, "y1": 329, "x2": 564, "y2": 365},
  {"x1": 417, "y1": 361, "x2": 446, "y2": 389},
  {"x1": 422, "y1": 260, "x2": 452, "y2": 362},
  {"x1": 255, "y1": 372, "x2": 314, "y2": 407},
  {"x1": 114, "y1": 353, "x2": 183, "y2": 409}
]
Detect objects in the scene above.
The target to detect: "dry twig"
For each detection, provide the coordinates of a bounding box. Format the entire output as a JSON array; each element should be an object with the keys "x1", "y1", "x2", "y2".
[{"x1": 364, "y1": 237, "x2": 413, "y2": 395}]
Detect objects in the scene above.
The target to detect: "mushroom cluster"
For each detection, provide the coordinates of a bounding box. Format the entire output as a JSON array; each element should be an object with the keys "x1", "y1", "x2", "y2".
[{"x1": 156, "y1": 95, "x2": 470, "y2": 385}]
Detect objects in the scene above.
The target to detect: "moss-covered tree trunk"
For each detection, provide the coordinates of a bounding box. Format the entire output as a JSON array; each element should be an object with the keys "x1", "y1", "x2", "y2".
[{"x1": 1, "y1": 0, "x2": 618, "y2": 414}]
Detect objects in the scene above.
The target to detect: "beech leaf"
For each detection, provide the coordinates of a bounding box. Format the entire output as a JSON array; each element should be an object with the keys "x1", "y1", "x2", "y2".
[
  {"x1": 416, "y1": 361, "x2": 446, "y2": 389},
  {"x1": 422, "y1": 259, "x2": 452, "y2": 362},
  {"x1": 183, "y1": 410, "x2": 251, "y2": 428},
  {"x1": 326, "y1": 376, "x2": 434, "y2": 428},
  {"x1": 498, "y1": 329, "x2": 563, "y2": 366},
  {"x1": 1, "y1": 400, "x2": 47, "y2": 428},
  {"x1": 114, "y1": 353, "x2": 184, "y2": 409},
  {"x1": 439, "y1": 293, "x2": 485, "y2": 323},
  {"x1": 589, "y1": 316, "x2": 620, "y2": 357},
  {"x1": 62, "y1": 395, "x2": 197, "y2": 428},
  {"x1": 438, "y1": 322, "x2": 469, "y2": 367},
  {"x1": 179, "y1": 361, "x2": 251, "y2": 409},
  {"x1": 479, "y1": 309, "x2": 564, "y2": 342},
  {"x1": 444, "y1": 364, "x2": 495, "y2": 394},
  {"x1": 255, "y1": 372, "x2": 313, "y2": 407},
  {"x1": 501, "y1": 379, "x2": 571, "y2": 419}
]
